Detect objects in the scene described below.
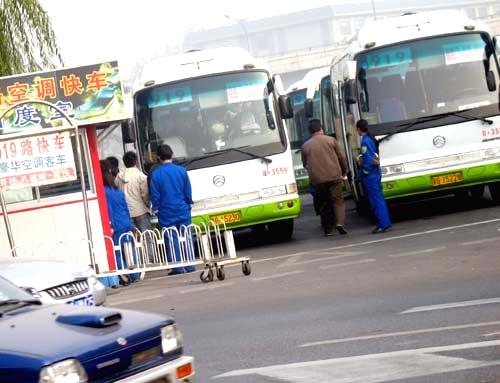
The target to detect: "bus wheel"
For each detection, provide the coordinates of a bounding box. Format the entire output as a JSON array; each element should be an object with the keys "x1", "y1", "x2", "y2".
[
  {"x1": 267, "y1": 219, "x2": 294, "y2": 241},
  {"x1": 489, "y1": 182, "x2": 500, "y2": 203},
  {"x1": 469, "y1": 185, "x2": 485, "y2": 199}
]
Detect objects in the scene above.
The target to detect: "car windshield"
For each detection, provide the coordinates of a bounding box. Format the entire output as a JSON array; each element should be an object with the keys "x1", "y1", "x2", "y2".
[
  {"x1": 356, "y1": 32, "x2": 499, "y2": 130},
  {"x1": 135, "y1": 71, "x2": 285, "y2": 170},
  {"x1": 0, "y1": 276, "x2": 35, "y2": 311}
]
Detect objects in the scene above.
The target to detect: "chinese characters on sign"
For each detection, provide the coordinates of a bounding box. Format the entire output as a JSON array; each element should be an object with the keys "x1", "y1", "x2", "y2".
[
  {"x1": 0, "y1": 131, "x2": 76, "y2": 190},
  {"x1": 0, "y1": 61, "x2": 126, "y2": 134}
]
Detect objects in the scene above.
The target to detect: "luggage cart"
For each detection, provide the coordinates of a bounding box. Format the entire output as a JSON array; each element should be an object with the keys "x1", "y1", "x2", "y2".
[{"x1": 198, "y1": 221, "x2": 251, "y2": 283}]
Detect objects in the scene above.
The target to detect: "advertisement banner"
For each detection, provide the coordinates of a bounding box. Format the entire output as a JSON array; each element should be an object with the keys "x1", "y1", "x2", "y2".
[
  {"x1": 0, "y1": 131, "x2": 76, "y2": 190},
  {"x1": 0, "y1": 61, "x2": 126, "y2": 135}
]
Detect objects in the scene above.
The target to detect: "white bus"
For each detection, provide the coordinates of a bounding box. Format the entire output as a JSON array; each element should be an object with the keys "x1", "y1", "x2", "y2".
[
  {"x1": 327, "y1": 10, "x2": 500, "y2": 206},
  {"x1": 132, "y1": 47, "x2": 300, "y2": 240},
  {"x1": 285, "y1": 66, "x2": 331, "y2": 193}
]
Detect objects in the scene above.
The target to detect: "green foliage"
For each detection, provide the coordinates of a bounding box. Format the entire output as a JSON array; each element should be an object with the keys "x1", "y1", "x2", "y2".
[{"x1": 0, "y1": 0, "x2": 63, "y2": 76}]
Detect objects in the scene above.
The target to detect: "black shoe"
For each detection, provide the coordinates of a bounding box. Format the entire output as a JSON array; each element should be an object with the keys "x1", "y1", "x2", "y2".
[
  {"x1": 324, "y1": 229, "x2": 334, "y2": 237},
  {"x1": 372, "y1": 226, "x2": 391, "y2": 234},
  {"x1": 336, "y1": 225, "x2": 348, "y2": 235}
]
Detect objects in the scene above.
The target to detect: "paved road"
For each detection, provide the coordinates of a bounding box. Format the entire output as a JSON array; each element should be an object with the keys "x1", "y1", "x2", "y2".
[{"x1": 107, "y1": 192, "x2": 500, "y2": 382}]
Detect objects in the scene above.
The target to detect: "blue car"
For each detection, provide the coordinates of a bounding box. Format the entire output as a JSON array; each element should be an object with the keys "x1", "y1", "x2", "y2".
[{"x1": 0, "y1": 275, "x2": 194, "y2": 382}]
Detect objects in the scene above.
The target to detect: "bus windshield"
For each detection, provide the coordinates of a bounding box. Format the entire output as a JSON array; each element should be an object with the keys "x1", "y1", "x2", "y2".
[
  {"x1": 134, "y1": 71, "x2": 284, "y2": 169},
  {"x1": 286, "y1": 88, "x2": 307, "y2": 149},
  {"x1": 356, "y1": 33, "x2": 499, "y2": 127}
]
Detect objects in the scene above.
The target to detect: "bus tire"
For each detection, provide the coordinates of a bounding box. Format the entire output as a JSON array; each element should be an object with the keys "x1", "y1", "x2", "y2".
[
  {"x1": 267, "y1": 219, "x2": 294, "y2": 241},
  {"x1": 489, "y1": 182, "x2": 500, "y2": 203},
  {"x1": 469, "y1": 185, "x2": 485, "y2": 199}
]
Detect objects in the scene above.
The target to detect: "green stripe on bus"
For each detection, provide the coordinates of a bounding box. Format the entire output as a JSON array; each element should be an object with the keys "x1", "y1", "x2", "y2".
[
  {"x1": 383, "y1": 162, "x2": 500, "y2": 199},
  {"x1": 192, "y1": 198, "x2": 301, "y2": 229}
]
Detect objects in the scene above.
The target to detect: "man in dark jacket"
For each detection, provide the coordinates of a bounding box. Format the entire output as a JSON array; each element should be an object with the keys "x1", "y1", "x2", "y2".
[{"x1": 301, "y1": 119, "x2": 349, "y2": 236}]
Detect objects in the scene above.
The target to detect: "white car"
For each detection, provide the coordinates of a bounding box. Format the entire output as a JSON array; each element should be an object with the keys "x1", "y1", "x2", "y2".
[{"x1": 0, "y1": 259, "x2": 106, "y2": 306}]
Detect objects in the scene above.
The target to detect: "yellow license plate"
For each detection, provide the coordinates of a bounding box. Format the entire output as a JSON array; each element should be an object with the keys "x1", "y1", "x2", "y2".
[
  {"x1": 431, "y1": 172, "x2": 464, "y2": 187},
  {"x1": 210, "y1": 211, "x2": 241, "y2": 225}
]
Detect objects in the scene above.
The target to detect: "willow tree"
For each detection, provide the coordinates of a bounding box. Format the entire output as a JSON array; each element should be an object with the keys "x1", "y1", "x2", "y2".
[{"x1": 0, "y1": 0, "x2": 63, "y2": 76}]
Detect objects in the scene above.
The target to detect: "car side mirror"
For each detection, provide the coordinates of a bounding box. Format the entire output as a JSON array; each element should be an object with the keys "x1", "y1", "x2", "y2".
[
  {"x1": 121, "y1": 119, "x2": 136, "y2": 143},
  {"x1": 343, "y1": 80, "x2": 357, "y2": 105},
  {"x1": 304, "y1": 98, "x2": 313, "y2": 118},
  {"x1": 486, "y1": 70, "x2": 497, "y2": 91},
  {"x1": 278, "y1": 95, "x2": 293, "y2": 119}
]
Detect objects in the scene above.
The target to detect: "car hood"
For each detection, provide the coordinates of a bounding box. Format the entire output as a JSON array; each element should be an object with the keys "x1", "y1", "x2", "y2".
[
  {"x1": 0, "y1": 261, "x2": 91, "y2": 291},
  {"x1": 0, "y1": 304, "x2": 173, "y2": 365}
]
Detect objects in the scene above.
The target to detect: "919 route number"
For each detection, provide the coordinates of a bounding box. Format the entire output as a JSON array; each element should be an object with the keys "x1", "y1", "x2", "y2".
[{"x1": 262, "y1": 167, "x2": 288, "y2": 176}]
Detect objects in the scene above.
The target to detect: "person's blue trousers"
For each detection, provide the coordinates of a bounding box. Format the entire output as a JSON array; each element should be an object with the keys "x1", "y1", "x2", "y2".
[
  {"x1": 162, "y1": 217, "x2": 196, "y2": 274},
  {"x1": 362, "y1": 174, "x2": 391, "y2": 229}
]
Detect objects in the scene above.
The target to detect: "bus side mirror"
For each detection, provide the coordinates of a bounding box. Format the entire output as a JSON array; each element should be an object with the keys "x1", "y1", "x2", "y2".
[
  {"x1": 121, "y1": 119, "x2": 136, "y2": 143},
  {"x1": 486, "y1": 70, "x2": 497, "y2": 91},
  {"x1": 344, "y1": 80, "x2": 357, "y2": 105},
  {"x1": 304, "y1": 98, "x2": 313, "y2": 118},
  {"x1": 278, "y1": 95, "x2": 293, "y2": 119}
]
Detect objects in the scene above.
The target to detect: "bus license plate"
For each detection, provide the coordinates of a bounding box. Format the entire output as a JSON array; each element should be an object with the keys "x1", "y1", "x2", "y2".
[
  {"x1": 210, "y1": 212, "x2": 241, "y2": 225},
  {"x1": 431, "y1": 172, "x2": 463, "y2": 187}
]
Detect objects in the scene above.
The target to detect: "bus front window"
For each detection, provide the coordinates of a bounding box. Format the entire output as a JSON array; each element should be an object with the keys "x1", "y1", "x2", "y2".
[
  {"x1": 135, "y1": 71, "x2": 284, "y2": 169},
  {"x1": 356, "y1": 33, "x2": 499, "y2": 127}
]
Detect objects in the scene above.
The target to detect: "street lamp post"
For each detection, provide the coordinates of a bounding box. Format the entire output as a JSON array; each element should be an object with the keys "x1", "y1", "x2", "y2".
[
  {"x1": 371, "y1": 0, "x2": 377, "y2": 20},
  {"x1": 224, "y1": 14, "x2": 252, "y2": 54}
]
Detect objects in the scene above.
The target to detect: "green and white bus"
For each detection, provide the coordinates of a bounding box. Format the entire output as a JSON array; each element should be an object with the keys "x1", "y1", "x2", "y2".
[
  {"x1": 327, "y1": 10, "x2": 500, "y2": 205},
  {"x1": 285, "y1": 66, "x2": 331, "y2": 193},
  {"x1": 131, "y1": 47, "x2": 300, "y2": 240}
]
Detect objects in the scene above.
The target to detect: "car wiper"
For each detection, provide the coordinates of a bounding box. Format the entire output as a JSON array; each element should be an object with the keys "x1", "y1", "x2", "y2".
[
  {"x1": 183, "y1": 146, "x2": 272, "y2": 166},
  {"x1": 0, "y1": 298, "x2": 42, "y2": 316},
  {"x1": 379, "y1": 111, "x2": 494, "y2": 144}
]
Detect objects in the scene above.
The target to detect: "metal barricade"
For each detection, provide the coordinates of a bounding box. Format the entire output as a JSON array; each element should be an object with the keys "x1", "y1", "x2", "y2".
[
  {"x1": 198, "y1": 221, "x2": 251, "y2": 283},
  {"x1": 94, "y1": 221, "x2": 251, "y2": 283}
]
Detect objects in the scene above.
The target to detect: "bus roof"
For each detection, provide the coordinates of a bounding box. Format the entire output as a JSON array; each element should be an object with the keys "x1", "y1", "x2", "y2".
[
  {"x1": 346, "y1": 10, "x2": 490, "y2": 57},
  {"x1": 135, "y1": 47, "x2": 270, "y2": 94},
  {"x1": 304, "y1": 66, "x2": 329, "y2": 99},
  {"x1": 286, "y1": 66, "x2": 329, "y2": 95}
]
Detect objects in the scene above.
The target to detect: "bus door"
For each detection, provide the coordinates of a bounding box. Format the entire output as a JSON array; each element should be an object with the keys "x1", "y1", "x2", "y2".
[{"x1": 337, "y1": 80, "x2": 360, "y2": 202}]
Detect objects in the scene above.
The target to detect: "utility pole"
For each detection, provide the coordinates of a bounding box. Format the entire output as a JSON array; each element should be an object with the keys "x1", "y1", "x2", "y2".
[
  {"x1": 371, "y1": 0, "x2": 377, "y2": 20},
  {"x1": 224, "y1": 14, "x2": 252, "y2": 54}
]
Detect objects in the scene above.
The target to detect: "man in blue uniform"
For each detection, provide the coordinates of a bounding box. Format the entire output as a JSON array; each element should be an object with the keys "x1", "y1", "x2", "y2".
[
  {"x1": 150, "y1": 144, "x2": 195, "y2": 274},
  {"x1": 356, "y1": 119, "x2": 392, "y2": 233}
]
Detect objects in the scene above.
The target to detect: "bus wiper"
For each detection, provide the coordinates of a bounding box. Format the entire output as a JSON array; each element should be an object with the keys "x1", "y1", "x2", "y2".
[
  {"x1": 379, "y1": 110, "x2": 493, "y2": 144},
  {"x1": 205, "y1": 146, "x2": 272, "y2": 164},
  {"x1": 182, "y1": 146, "x2": 272, "y2": 167},
  {"x1": 447, "y1": 110, "x2": 493, "y2": 125}
]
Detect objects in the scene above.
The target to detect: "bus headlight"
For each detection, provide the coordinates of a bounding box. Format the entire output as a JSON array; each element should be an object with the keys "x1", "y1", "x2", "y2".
[
  {"x1": 161, "y1": 324, "x2": 183, "y2": 354},
  {"x1": 260, "y1": 186, "x2": 287, "y2": 198},
  {"x1": 294, "y1": 168, "x2": 308, "y2": 178},
  {"x1": 39, "y1": 359, "x2": 87, "y2": 383},
  {"x1": 382, "y1": 164, "x2": 405, "y2": 176},
  {"x1": 286, "y1": 183, "x2": 297, "y2": 194},
  {"x1": 482, "y1": 148, "x2": 500, "y2": 159}
]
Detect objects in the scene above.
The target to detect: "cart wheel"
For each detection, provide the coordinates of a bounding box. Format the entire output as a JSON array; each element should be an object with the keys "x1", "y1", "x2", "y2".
[
  {"x1": 242, "y1": 261, "x2": 251, "y2": 276},
  {"x1": 200, "y1": 268, "x2": 214, "y2": 283},
  {"x1": 216, "y1": 267, "x2": 226, "y2": 281}
]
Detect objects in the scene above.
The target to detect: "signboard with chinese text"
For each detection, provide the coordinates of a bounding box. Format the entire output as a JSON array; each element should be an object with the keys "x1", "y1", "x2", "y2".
[
  {"x1": 0, "y1": 131, "x2": 76, "y2": 190},
  {"x1": 0, "y1": 61, "x2": 126, "y2": 135}
]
